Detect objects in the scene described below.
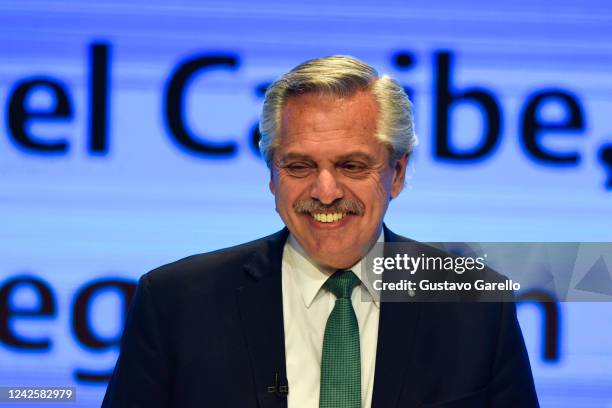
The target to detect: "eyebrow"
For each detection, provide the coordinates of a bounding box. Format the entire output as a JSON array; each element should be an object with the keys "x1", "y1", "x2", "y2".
[
  {"x1": 335, "y1": 152, "x2": 377, "y2": 164},
  {"x1": 278, "y1": 152, "x2": 315, "y2": 164},
  {"x1": 279, "y1": 151, "x2": 377, "y2": 165}
]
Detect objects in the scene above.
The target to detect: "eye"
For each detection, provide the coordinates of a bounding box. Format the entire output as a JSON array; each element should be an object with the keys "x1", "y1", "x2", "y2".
[
  {"x1": 284, "y1": 162, "x2": 315, "y2": 177},
  {"x1": 340, "y1": 161, "x2": 367, "y2": 173}
]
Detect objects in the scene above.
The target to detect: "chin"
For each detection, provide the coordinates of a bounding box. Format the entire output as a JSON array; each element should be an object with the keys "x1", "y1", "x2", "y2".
[{"x1": 309, "y1": 247, "x2": 362, "y2": 270}]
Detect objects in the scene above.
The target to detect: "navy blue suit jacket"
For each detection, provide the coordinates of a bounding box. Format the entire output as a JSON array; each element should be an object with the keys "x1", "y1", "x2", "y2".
[{"x1": 103, "y1": 227, "x2": 539, "y2": 407}]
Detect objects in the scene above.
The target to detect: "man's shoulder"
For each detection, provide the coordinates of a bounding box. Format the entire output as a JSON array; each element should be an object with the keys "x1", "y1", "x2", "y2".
[
  {"x1": 142, "y1": 229, "x2": 287, "y2": 294},
  {"x1": 383, "y1": 227, "x2": 512, "y2": 301},
  {"x1": 383, "y1": 225, "x2": 414, "y2": 243}
]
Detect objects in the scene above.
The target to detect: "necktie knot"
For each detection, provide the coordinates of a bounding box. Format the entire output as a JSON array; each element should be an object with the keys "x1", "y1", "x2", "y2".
[{"x1": 324, "y1": 269, "x2": 360, "y2": 299}]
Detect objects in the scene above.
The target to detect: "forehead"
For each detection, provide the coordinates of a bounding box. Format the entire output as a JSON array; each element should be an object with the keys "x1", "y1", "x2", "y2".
[{"x1": 277, "y1": 91, "x2": 381, "y2": 153}]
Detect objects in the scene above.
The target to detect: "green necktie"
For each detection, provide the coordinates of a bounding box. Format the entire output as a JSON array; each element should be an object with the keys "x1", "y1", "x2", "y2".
[{"x1": 320, "y1": 270, "x2": 361, "y2": 408}]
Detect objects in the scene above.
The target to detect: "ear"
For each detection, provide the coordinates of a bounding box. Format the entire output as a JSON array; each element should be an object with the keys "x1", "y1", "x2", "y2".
[
  {"x1": 390, "y1": 153, "x2": 409, "y2": 198},
  {"x1": 269, "y1": 170, "x2": 276, "y2": 195}
]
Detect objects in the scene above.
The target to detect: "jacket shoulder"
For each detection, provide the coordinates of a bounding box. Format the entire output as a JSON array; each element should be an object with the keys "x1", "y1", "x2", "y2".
[{"x1": 142, "y1": 229, "x2": 286, "y2": 295}]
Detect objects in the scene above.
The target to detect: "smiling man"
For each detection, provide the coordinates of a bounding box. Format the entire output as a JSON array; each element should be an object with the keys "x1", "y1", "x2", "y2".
[
  {"x1": 270, "y1": 90, "x2": 407, "y2": 270},
  {"x1": 103, "y1": 56, "x2": 539, "y2": 407}
]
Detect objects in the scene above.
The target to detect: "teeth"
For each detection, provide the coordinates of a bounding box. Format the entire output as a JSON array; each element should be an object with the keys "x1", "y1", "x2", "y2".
[{"x1": 312, "y1": 212, "x2": 346, "y2": 223}]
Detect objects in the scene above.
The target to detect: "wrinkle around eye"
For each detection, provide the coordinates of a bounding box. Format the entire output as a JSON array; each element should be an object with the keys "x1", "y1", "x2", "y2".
[
  {"x1": 281, "y1": 163, "x2": 316, "y2": 178},
  {"x1": 340, "y1": 162, "x2": 367, "y2": 172},
  {"x1": 337, "y1": 161, "x2": 376, "y2": 178}
]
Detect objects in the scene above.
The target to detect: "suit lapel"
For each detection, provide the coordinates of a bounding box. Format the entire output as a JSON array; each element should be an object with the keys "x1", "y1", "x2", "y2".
[
  {"x1": 236, "y1": 228, "x2": 289, "y2": 408},
  {"x1": 235, "y1": 226, "x2": 421, "y2": 407},
  {"x1": 371, "y1": 226, "x2": 422, "y2": 408}
]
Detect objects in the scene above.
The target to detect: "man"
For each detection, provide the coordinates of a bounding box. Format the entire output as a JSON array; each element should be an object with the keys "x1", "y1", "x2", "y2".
[{"x1": 103, "y1": 56, "x2": 539, "y2": 407}]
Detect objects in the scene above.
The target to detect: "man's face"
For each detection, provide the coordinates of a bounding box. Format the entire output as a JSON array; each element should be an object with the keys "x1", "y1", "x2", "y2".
[{"x1": 269, "y1": 91, "x2": 408, "y2": 269}]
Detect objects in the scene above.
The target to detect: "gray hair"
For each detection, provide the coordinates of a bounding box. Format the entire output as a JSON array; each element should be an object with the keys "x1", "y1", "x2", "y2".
[{"x1": 258, "y1": 55, "x2": 417, "y2": 167}]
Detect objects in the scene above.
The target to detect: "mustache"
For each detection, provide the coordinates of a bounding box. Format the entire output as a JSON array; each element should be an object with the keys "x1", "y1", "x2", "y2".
[{"x1": 293, "y1": 198, "x2": 365, "y2": 216}]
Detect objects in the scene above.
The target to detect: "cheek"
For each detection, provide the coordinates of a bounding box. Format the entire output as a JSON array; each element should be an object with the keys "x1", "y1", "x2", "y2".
[
  {"x1": 366, "y1": 175, "x2": 393, "y2": 204},
  {"x1": 373, "y1": 181, "x2": 388, "y2": 199},
  {"x1": 376, "y1": 171, "x2": 395, "y2": 198},
  {"x1": 275, "y1": 177, "x2": 304, "y2": 210}
]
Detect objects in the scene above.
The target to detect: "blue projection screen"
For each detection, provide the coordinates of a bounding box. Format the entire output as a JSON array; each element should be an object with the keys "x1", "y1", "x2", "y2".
[{"x1": 1, "y1": 1, "x2": 611, "y2": 406}]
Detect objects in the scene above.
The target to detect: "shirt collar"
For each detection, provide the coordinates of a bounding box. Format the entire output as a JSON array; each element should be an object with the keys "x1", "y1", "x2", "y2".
[{"x1": 284, "y1": 230, "x2": 384, "y2": 309}]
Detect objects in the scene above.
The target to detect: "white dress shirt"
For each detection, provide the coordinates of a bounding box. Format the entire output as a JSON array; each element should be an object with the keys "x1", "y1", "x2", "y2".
[{"x1": 282, "y1": 231, "x2": 383, "y2": 408}]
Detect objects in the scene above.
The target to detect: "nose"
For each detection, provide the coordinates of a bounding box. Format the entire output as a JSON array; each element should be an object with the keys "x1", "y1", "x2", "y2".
[{"x1": 310, "y1": 169, "x2": 344, "y2": 205}]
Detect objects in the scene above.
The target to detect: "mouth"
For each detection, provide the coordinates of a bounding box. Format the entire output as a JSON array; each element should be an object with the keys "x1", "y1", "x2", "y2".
[
  {"x1": 293, "y1": 198, "x2": 364, "y2": 227},
  {"x1": 310, "y1": 212, "x2": 347, "y2": 223}
]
